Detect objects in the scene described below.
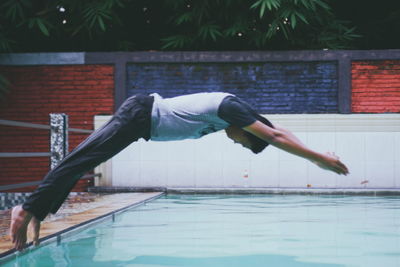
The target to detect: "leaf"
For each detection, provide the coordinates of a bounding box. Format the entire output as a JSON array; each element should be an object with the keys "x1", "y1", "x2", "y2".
[
  {"x1": 161, "y1": 35, "x2": 191, "y2": 49},
  {"x1": 266, "y1": 22, "x2": 277, "y2": 38},
  {"x1": 83, "y1": 7, "x2": 95, "y2": 19},
  {"x1": 81, "y1": 3, "x2": 112, "y2": 31},
  {"x1": 315, "y1": 0, "x2": 330, "y2": 10},
  {"x1": 102, "y1": 0, "x2": 114, "y2": 10},
  {"x1": 28, "y1": 18, "x2": 35, "y2": 28},
  {"x1": 89, "y1": 15, "x2": 97, "y2": 29},
  {"x1": 0, "y1": 30, "x2": 16, "y2": 52},
  {"x1": 297, "y1": 0, "x2": 308, "y2": 9},
  {"x1": 290, "y1": 13, "x2": 297, "y2": 28},
  {"x1": 36, "y1": 19, "x2": 50, "y2": 36},
  {"x1": 198, "y1": 24, "x2": 222, "y2": 41},
  {"x1": 117, "y1": 40, "x2": 135, "y2": 51},
  {"x1": 271, "y1": 0, "x2": 281, "y2": 9},
  {"x1": 250, "y1": 0, "x2": 262, "y2": 9},
  {"x1": 98, "y1": 10, "x2": 112, "y2": 20},
  {"x1": 4, "y1": 5, "x2": 16, "y2": 21},
  {"x1": 250, "y1": 0, "x2": 281, "y2": 18},
  {"x1": 250, "y1": 0, "x2": 265, "y2": 17},
  {"x1": 98, "y1": 16, "x2": 106, "y2": 31},
  {"x1": 224, "y1": 22, "x2": 247, "y2": 37},
  {"x1": 279, "y1": 22, "x2": 289, "y2": 39},
  {"x1": 71, "y1": 24, "x2": 84, "y2": 36},
  {"x1": 175, "y1": 13, "x2": 192, "y2": 25},
  {"x1": 309, "y1": 0, "x2": 316, "y2": 11},
  {"x1": 295, "y1": 12, "x2": 309, "y2": 24},
  {"x1": 264, "y1": 1, "x2": 270, "y2": 11},
  {"x1": 2, "y1": 0, "x2": 25, "y2": 21}
]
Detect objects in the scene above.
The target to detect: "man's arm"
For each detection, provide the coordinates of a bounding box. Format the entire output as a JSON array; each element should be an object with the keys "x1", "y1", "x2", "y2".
[{"x1": 244, "y1": 121, "x2": 349, "y2": 175}]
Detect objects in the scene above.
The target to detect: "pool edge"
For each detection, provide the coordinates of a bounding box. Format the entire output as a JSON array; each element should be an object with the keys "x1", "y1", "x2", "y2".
[
  {"x1": 89, "y1": 186, "x2": 400, "y2": 196},
  {"x1": 0, "y1": 192, "x2": 164, "y2": 264}
]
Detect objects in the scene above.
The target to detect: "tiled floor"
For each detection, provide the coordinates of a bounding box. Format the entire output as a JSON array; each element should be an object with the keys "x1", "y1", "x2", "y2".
[{"x1": 0, "y1": 192, "x2": 163, "y2": 254}]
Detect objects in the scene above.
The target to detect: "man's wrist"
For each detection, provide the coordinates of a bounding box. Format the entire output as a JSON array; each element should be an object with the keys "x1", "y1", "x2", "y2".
[{"x1": 308, "y1": 151, "x2": 325, "y2": 163}]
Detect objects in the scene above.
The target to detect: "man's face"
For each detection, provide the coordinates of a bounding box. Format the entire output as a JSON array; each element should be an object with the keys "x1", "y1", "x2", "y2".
[{"x1": 225, "y1": 126, "x2": 252, "y2": 150}]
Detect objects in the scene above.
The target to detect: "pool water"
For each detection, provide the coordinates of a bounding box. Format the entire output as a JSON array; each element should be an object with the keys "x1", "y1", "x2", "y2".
[{"x1": 3, "y1": 194, "x2": 400, "y2": 266}]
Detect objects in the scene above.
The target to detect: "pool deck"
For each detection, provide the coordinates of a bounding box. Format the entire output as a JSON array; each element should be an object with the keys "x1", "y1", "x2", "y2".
[{"x1": 0, "y1": 192, "x2": 163, "y2": 258}]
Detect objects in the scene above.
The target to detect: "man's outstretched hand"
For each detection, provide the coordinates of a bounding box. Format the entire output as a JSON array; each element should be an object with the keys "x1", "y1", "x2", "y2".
[{"x1": 314, "y1": 152, "x2": 349, "y2": 175}]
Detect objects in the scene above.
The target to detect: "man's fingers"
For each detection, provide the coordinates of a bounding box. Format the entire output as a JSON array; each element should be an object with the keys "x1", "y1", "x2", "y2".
[
  {"x1": 337, "y1": 161, "x2": 349, "y2": 174},
  {"x1": 29, "y1": 217, "x2": 41, "y2": 246},
  {"x1": 330, "y1": 161, "x2": 348, "y2": 175},
  {"x1": 16, "y1": 239, "x2": 25, "y2": 251},
  {"x1": 16, "y1": 236, "x2": 26, "y2": 251},
  {"x1": 33, "y1": 225, "x2": 40, "y2": 246},
  {"x1": 10, "y1": 206, "x2": 32, "y2": 251},
  {"x1": 334, "y1": 164, "x2": 346, "y2": 175}
]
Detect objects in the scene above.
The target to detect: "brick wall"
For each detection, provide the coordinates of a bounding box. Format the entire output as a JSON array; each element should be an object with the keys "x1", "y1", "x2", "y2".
[
  {"x1": 0, "y1": 65, "x2": 114, "y2": 192},
  {"x1": 352, "y1": 60, "x2": 400, "y2": 113},
  {"x1": 127, "y1": 62, "x2": 338, "y2": 113}
]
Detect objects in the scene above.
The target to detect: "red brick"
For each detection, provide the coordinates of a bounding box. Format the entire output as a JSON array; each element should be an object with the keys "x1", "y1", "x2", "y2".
[
  {"x1": 352, "y1": 61, "x2": 400, "y2": 113},
  {"x1": 0, "y1": 65, "x2": 114, "y2": 192}
]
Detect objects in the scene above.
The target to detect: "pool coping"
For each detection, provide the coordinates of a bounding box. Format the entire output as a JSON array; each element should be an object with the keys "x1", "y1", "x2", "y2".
[
  {"x1": 0, "y1": 192, "x2": 164, "y2": 264},
  {"x1": 89, "y1": 186, "x2": 400, "y2": 196}
]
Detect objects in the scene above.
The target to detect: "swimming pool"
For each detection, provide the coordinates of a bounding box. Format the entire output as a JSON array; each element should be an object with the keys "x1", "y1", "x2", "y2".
[{"x1": 3, "y1": 194, "x2": 400, "y2": 266}]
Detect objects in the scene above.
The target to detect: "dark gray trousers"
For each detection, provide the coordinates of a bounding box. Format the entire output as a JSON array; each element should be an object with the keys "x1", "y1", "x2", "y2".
[{"x1": 23, "y1": 94, "x2": 154, "y2": 221}]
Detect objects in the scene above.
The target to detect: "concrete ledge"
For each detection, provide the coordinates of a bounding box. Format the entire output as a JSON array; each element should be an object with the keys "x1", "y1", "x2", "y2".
[
  {"x1": 168, "y1": 188, "x2": 400, "y2": 196},
  {"x1": 89, "y1": 186, "x2": 168, "y2": 193},
  {"x1": 0, "y1": 52, "x2": 84, "y2": 65},
  {"x1": 266, "y1": 114, "x2": 400, "y2": 132}
]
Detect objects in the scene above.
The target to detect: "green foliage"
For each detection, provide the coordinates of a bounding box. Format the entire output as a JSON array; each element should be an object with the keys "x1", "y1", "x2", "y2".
[
  {"x1": 0, "y1": 0, "x2": 129, "y2": 100},
  {"x1": 0, "y1": 0, "x2": 362, "y2": 100},
  {"x1": 162, "y1": 0, "x2": 359, "y2": 50},
  {"x1": 251, "y1": 0, "x2": 281, "y2": 18},
  {"x1": 161, "y1": 35, "x2": 192, "y2": 49},
  {"x1": 198, "y1": 24, "x2": 222, "y2": 42},
  {"x1": 25, "y1": 17, "x2": 51, "y2": 36},
  {"x1": 0, "y1": 28, "x2": 14, "y2": 52},
  {"x1": 0, "y1": 0, "x2": 361, "y2": 54},
  {"x1": 0, "y1": 0, "x2": 127, "y2": 51}
]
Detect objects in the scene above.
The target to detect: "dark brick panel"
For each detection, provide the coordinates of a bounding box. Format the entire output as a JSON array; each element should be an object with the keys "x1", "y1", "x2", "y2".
[{"x1": 127, "y1": 62, "x2": 338, "y2": 113}]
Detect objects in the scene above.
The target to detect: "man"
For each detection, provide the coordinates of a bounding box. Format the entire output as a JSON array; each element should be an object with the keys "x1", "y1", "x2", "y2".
[{"x1": 10, "y1": 92, "x2": 349, "y2": 250}]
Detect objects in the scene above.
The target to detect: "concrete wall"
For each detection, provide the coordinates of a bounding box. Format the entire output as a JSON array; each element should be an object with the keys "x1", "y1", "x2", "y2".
[{"x1": 95, "y1": 114, "x2": 400, "y2": 189}]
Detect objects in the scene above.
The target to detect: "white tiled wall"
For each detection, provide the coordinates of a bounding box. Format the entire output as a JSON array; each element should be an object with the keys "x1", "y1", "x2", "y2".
[{"x1": 95, "y1": 114, "x2": 400, "y2": 189}]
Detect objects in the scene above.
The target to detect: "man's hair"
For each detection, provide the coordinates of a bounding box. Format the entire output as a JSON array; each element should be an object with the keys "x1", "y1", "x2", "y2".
[{"x1": 244, "y1": 115, "x2": 274, "y2": 154}]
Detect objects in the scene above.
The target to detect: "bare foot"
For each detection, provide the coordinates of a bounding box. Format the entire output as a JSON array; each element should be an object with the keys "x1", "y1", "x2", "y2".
[
  {"x1": 29, "y1": 216, "x2": 41, "y2": 246},
  {"x1": 10, "y1": 205, "x2": 33, "y2": 251}
]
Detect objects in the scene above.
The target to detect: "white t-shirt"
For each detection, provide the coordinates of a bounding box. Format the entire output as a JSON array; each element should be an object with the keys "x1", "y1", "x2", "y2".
[{"x1": 150, "y1": 92, "x2": 232, "y2": 141}]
